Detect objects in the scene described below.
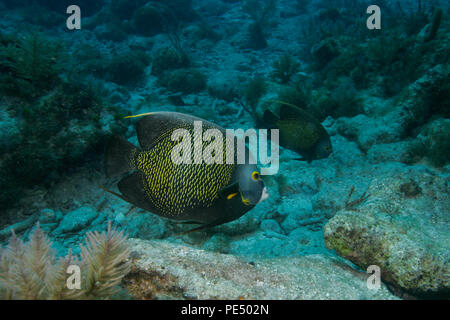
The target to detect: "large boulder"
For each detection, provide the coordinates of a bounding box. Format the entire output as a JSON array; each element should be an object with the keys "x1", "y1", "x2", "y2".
[
  {"x1": 124, "y1": 238, "x2": 396, "y2": 299},
  {"x1": 324, "y1": 166, "x2": 450, "y2": 298}
]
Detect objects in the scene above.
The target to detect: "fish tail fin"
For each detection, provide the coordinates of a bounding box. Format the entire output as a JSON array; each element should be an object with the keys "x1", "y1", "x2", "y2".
[
  {"x1": 104, "y1": 135, "x2": 138, "y2": 177},
  {"x1": 263, "y1": 109, "x2": 278, "y2": 125}
]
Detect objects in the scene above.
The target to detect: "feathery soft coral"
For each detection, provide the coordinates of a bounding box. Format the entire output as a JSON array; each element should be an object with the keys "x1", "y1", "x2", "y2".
[{"x1": 0, "y1": 221, "x2": 130, "y2": 300}]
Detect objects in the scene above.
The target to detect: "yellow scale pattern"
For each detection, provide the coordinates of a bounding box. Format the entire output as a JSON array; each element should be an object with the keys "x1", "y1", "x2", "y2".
[{"x1": 135, "y1": 126, "x2": 235, "y2": 216}]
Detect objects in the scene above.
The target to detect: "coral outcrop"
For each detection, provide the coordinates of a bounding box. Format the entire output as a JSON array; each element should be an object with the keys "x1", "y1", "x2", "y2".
[
  {"x1": 124, "y1": 238, "x2": 396, "y2": 300},
  {"x1": 324, "y1": 169, "x2": 450, "y2": 299}
]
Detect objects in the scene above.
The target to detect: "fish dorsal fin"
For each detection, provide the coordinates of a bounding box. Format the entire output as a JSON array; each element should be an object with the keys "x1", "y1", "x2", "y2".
[
  {"x1": 134, "y1": 112, "x2": 189, "y2": 150},
  {"x1": 134, "y1": 112, "x2": 225, "y2": 150},
  {"x1": 277, "y1": 102, "x2": 321, "y2": 125},
  {"x1": 264, "y1": 100, "x2": 303, "y2": 120}
]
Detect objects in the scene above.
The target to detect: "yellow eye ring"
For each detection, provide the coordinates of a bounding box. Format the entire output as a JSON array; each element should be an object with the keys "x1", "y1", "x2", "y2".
[{"x1": 251, "y1": 171, "x2": 261, "y2": 181}]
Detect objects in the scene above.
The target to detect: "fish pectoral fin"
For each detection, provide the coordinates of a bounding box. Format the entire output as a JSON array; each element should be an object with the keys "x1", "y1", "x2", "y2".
[
  {"x1": 227, "y1": 192, "x2": 239, "y2": 200},
  {"x1": 218, "y1": 182, "x2": 240, "y2": 200}
]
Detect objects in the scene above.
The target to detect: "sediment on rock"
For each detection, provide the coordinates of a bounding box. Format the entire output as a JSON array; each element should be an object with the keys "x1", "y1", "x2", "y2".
[{"x1": 123, "y1": 238, "x2": 397, "y2": 300}]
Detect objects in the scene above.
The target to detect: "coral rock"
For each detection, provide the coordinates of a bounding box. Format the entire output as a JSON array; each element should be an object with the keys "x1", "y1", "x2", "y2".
[
  {"x1": 324, "y1": 169, "x2": 450, "y2": 298},
  {"x1": 124, "y1": 238, "x2": 396, "y2": 299}
]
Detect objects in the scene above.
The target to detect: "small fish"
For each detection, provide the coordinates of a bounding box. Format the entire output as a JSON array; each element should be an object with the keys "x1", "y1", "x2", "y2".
[
  {"x1": 262, "y1": 101, "x2": 332, "y2": 162},
  {"x1": 103, "y1": 111, "x2": 268, "y2": 233}
]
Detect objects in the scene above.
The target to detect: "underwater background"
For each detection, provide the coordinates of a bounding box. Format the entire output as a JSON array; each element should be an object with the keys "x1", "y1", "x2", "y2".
[{"x1": 0, "y1": 0, "x2": 448, "y2": 300}]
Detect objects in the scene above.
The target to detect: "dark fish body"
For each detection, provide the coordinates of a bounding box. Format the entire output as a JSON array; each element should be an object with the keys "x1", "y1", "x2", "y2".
[
  {"x1": 104, "y1": 112, "x2": 266, "y2": 229},
  {"x1": 263, "y1": 103, "x2": 332, "y2": 162}
]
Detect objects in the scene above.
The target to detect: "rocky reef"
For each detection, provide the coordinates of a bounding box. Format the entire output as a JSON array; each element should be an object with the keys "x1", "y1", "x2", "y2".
[
  {"x1": 0, "y1": 0, "x2": 449, "y2": 300},
  {"x1": 324, "y1": 166, "x2": 449, "y2": 299},
  {"x1": 124, "y1": 238, "x2": 396, "y2": 300}
]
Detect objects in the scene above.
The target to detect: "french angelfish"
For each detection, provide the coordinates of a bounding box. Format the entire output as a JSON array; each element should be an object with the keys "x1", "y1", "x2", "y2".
[
  {"x1": 103, "y1": 111, "x2": 268, "y2": 233},
  {"x1": 263, "y1": 102, "x2": 332, "y2": 162}
]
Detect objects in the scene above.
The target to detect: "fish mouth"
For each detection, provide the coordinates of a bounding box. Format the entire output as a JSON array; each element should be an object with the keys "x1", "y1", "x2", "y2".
[{"x1": 257, "y1": 187, "x2": 269, "y2": 204}]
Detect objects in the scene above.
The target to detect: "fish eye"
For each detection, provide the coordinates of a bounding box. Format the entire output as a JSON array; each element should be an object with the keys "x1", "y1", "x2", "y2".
[{"x1": 251, "y1": 171, "x2": 261, "y2": 181}]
